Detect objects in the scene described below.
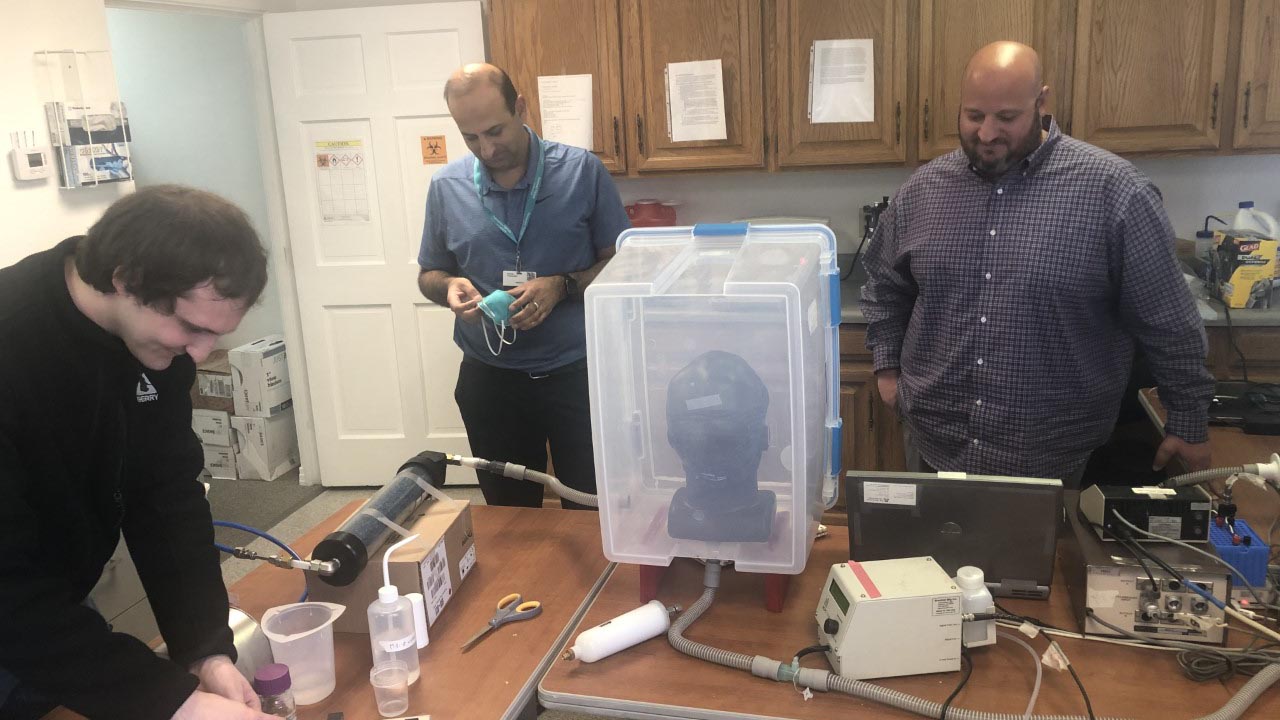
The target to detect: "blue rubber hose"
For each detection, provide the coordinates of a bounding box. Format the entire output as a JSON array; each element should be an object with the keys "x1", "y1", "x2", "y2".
[{"x1": 213, "y1": 520, "x2": 307, "y2": 602}]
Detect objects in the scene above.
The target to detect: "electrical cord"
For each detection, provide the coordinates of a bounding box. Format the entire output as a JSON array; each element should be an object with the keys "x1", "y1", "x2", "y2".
[
  {"x1": 992, "y1": 600, "x2": 1066, "y2": 633},
  {"x1": 1109, "y1": 510, "x2": 1267, "y2": 608},
  {"x1": 1065, "y1": 662, "x2": 1095, "y2": 720},
  {"x1": 1115, "y1": 532, "x2": 1226, "y2": 612},
  {"x1": 938, "y1": 648, "x2": 972, "y2": 720},
  {"x1": 792, "y1": 643, "x2": 830, "y2": 662},
  {"x1": 1084, "y1": 609, "x2": 1280, "y2": 666},
  {"x1": 1091, "y1": 523, "x2": 1158, "y2": 592}
]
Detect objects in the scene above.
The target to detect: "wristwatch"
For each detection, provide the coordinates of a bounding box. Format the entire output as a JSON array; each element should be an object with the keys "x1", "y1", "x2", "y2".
[{"x1": 559, "y1": 273, "x2": 580, "y2": 297}]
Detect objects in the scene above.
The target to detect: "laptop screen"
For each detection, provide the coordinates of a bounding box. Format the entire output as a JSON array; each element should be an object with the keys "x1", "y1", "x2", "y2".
[{"x1": 847, "y1": 471, "x2": 1063, "y2": 596}]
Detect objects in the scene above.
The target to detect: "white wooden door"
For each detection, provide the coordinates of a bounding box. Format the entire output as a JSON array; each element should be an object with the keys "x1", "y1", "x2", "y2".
[{"x1": 263, "y1": 3, "x2": 482, "y2": 486}]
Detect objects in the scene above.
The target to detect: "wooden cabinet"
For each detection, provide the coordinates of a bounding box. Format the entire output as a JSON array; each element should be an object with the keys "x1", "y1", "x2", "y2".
[
  {"x1": 1234, "y1": 0, "x2": 1280, "y2": 150},
  {"x1": 490, "y1": 0, "x2": 627, "y2": 172},
  {"x1": 918, "y1": 0, "x2": 1074, "y2": 159},
  {"x1": 621, "y1": 0, "x2": 765, "y2": 172},
  {"x1": 1071, "y1": 0, "x2": 1232, "y2": 153},
  {"x1": 770, "y1": 0, "x2": 908, "y2": 167},
  {"x1": 831, "y1": 324, "x2": 907, "y2": 513}
]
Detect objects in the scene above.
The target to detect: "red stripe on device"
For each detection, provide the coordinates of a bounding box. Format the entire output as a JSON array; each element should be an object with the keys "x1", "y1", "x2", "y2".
[{"x1": 846, "y1": 561, "x2": 880, "y2": 599}]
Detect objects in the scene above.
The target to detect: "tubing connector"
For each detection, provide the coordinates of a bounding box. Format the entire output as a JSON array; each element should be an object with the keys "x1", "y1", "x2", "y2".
[{"x1": 230, "y1": 547, "x2": 339, "y2": 575}]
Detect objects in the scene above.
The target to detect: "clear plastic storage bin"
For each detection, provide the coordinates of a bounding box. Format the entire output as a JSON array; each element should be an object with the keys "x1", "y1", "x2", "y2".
[{"x1": 586, "y1": 223, "x2": 841, "y2": 574}]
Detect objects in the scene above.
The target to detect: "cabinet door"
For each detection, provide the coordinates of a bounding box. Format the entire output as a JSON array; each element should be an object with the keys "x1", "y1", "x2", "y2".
[
  {"x1": 1071, "y1": 0, "x2": 1231, "y2": 153},
  {"x1": 918, "y1": 0, "x2": 1074, "y2": 160},
  {"x1": 773, "y1": 0, "x2": 908, "y2": 167},
  {"x1": 621, "y1": 0, "x2": 765, "y2": 172},
  {"x1": 490, "y1": 0, "x2": 627, "y2": 172},
  {"x1": 1235, "y1": 0, "x2": 1280, "y2": 149},
  {"x1": 838, "y1": 381, "x2": 875, "y2": 509},
  {"x1": 867, "y1": 373, "x2": 907, "y2": 471}
]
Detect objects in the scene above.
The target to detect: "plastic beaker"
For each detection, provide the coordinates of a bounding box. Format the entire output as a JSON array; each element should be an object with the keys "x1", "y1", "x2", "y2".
[
  {"x1": 370, "y1": 661, "x2": 410, "y2": 717},
  {"x1": 260, "y1": 602, "x2": 345, "y2": 705}
]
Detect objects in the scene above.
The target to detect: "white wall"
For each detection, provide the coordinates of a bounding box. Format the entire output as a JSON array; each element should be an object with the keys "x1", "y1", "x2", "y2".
[
  {"x1": 0, "y1": 0, "x2": 132, "y2": 269},
  {"x1": 106, "y1": 7, "x2": 285, "y2": 348},
  {"x1": 613, "y1": 153, "x2": 1280, "y2": 253}
]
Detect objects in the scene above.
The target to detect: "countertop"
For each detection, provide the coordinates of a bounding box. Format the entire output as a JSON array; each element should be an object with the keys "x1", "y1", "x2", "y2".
[{"x1": 837, "y1": 253, "x2": 1280, "y2": 327}]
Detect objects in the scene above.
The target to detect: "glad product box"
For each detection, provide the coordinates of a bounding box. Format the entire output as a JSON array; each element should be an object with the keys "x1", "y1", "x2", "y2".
[
  {"x1": 1213, "y1": 230, "x2": 1277, "y2": 309},
  {"x1": 229, "y1": 335, "x2": 292, "y2": 417}
]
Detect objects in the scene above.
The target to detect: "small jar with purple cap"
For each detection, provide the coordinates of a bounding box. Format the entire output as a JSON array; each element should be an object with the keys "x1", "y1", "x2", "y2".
[{"x1": 253, "y1": 663, "x2": 298, "y2": 720}]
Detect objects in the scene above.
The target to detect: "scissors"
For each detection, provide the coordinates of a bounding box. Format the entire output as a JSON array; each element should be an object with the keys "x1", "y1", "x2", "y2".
[{"x1": 461, "y1": 593, "x2": 543, "y2": 652}]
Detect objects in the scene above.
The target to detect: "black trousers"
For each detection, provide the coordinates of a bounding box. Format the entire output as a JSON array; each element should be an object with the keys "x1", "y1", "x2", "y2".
[{"x1": 455, "y1": 357, "x2": 597, "y2": 510}]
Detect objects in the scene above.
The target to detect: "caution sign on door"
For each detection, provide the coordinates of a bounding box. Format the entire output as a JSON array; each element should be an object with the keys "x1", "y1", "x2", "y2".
[{"x1": 421, "y1": 136, "x2": 448, "y2": 165}]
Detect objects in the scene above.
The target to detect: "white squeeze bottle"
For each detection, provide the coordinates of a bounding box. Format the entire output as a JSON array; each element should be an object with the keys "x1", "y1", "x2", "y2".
[{"x1": 368, "y1": 534, "x2": 421, "y2": 684}]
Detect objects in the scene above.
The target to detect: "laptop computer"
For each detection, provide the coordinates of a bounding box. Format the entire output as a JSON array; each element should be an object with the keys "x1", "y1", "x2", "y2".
[{"x1": 847, "y1": 471, "x2": 1064, "y2": 599}]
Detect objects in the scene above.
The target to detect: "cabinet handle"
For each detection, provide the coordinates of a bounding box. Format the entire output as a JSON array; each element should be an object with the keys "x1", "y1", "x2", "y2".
[
  {"x1": 1210, "y1": 82, "x2": 1219, "y2": 129},
  {"x1": 636, "y1": 114, "x2": 645, "y2": 154},
  {"x1": 923, "y1": 99, "x2": 930, "y2": 142},
  {"x1": 895, "y1": 101, "x2": 901, "y2": 145},
  {"x1": 868, "y1": 398, "x2": 875, "y2": 432},
  {"x1": 1242, "y1": 82, "x2": 1252, "y2": 129},
  {"x1": 612, "y1": 116, "x2": 620, "y2": 156}
]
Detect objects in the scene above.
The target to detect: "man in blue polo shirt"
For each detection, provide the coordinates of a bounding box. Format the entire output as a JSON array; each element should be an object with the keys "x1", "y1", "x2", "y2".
[{"x1": 417, "y1": 63, "x2": 630, "y2": 509}]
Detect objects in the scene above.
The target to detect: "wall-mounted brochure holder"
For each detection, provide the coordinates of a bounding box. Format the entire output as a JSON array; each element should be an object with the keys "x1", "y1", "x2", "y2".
[{"x1": 36, "y1": 50, "x2": 132, "y2": 189}]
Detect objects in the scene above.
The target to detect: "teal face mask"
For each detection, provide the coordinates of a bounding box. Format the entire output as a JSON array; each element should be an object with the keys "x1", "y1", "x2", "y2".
[
  {"x1": 478, "y1": 289, "x2": 516, "y2": 326},
  {"x1": 478, "y1": 289, "x2": 517, "y2": 356}
]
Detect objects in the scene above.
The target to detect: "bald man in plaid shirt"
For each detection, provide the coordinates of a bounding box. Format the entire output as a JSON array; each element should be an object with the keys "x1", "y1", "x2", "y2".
[{"x1": 860, "y1": 42, "x2": 1214, "y2": 486}]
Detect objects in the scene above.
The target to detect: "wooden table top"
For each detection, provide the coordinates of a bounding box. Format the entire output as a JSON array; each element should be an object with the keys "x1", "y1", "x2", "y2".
[
  {"x1": 540, "y1": 525, "x2": 1280, "y2": 719},
  {"x1": 235, "y1": 502, "x2": 612, "y2": 720}
]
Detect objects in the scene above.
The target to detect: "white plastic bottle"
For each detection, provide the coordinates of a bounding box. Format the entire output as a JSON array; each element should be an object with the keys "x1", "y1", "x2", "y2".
[
  {"x1": 367, "y1": 534, "x2": 421, "y2": 684},
  {"x1": 1231, "y1": 201, "x2": 1279, "y2": 239},
  {"x1": 954, "y1": 566, "x2": 996, "y2": 648}
]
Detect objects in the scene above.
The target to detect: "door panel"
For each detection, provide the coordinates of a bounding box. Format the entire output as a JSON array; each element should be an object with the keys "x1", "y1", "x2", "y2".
[{"x1": 264, "y1": 3, "x2": 483, "y2": 486}]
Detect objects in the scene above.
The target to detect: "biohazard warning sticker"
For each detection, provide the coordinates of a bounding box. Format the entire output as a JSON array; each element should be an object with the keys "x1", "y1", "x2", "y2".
[{"x1": 421, "y1": 135, "x2": 448, "y2": 165}]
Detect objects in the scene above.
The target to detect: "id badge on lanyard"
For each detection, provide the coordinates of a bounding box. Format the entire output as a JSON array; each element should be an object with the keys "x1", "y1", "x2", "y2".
[{"x1": 474, "y1": 133, "x2": 545, "y2": 286}]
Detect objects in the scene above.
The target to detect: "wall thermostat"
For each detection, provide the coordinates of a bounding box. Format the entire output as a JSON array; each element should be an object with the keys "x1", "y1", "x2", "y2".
[{"x1": 10, "y1": 146, "x2": 53, "y2": 181}]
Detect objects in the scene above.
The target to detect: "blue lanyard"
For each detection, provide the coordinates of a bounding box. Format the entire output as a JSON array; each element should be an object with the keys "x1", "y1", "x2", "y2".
[{"x1": 473, "y1": 133, "x2": 545, "y2": 261}]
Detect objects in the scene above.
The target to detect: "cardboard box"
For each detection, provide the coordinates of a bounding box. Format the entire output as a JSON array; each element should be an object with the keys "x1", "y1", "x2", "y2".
[
  {"x1": 229, "y1": 335, "x2": 292, "y2": 417},
  {"x1": 229, "y1": 410, "x2": 299, "y2": 481},
  {"x1": 190, "y1": 349, "x2": 234, "y2": 413},
  {"x1": 192, "y1": 409, "x2": 231, "y2": 447},
  {"x1": 307, "y1": 498, "x2": 477, "y2": 634},
  {"x1": 202, "y1": 444, "x2": 237, "y2": 481},
  {"x1": 1212, "y1": 230, "x2": 1277, "y2": 309}
]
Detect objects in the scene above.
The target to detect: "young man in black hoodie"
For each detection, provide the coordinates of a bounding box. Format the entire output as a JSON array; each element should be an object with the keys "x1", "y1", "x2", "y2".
[{"x1": 0, "y1": 185, "x2": 276, "y2": 720}]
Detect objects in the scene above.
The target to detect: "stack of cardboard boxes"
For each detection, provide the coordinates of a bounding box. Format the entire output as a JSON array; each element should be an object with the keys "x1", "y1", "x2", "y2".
[{"x1": 191, "y1": 334, "x2": 300, "y2": 481}]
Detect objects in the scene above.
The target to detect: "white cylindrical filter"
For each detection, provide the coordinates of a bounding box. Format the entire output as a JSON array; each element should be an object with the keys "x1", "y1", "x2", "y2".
[
  {"x1": 405, "y1": 592, "x2": 429, "y2": 649},
  {"x1": 563, "y1": 600, "x2": 675, "y2": 663},
  {"x1": 955, "y1": 566, "x2": 996, "y2": 648},
  {"x1": 367, "y1": 535, "x2": 421, "y2": 684}
]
